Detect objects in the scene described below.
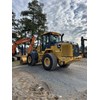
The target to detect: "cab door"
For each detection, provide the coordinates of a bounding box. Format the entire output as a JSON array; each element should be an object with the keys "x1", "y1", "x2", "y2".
[{"x1": 41, "y1": 35, "x2": 50, "y2": 51}]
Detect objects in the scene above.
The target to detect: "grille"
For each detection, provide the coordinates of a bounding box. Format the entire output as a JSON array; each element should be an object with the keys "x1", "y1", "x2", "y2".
[{"x1": 61, "y1": 44, "x2": 73, "y2": 57}]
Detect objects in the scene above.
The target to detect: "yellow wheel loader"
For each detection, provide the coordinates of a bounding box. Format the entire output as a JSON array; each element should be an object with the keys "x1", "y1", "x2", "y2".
[{"x1": 22, "y1": 32, "x2": 81, "y2": 71}]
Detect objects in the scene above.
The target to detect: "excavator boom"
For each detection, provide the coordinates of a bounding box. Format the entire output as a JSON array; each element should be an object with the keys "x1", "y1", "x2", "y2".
[{"x1": 12, "y1": 36, "x2": 35, "y2": 55}]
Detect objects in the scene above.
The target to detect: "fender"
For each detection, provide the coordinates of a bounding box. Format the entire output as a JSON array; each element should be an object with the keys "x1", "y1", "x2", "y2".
[{"x1": 30, "y1": 50, "x2": 38, "y2": 63}]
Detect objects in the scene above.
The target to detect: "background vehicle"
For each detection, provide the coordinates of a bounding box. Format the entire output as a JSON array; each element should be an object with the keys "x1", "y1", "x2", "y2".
[
  {"x1": 12, "y1": 37, "x2": 30, "y2": 56},
  {"x1": 80, "y1": 37, "x2": 87, "y2": 58},
  {"x1": 12, "y1": 36, "x2": 36, "y2": 63},
  {"x1": 12, "y1": 36, "x2": 36, "y2": 55}
]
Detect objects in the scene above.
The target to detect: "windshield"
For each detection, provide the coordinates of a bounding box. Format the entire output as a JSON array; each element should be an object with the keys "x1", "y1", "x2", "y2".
[{"x1": 50, "y1": 35, "x2": 61, "y2": 43}]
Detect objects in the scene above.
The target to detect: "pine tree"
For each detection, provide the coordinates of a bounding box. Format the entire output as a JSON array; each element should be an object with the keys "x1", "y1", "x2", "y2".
[
  {"x1": 12, "y1": 11, "x2": 18, "y2": 30},
  {"x1": 12, "y1": 11, "x2": 16, "y2": 27},
  {"x1": 12, "y1": 11, "x2": 22, "y2": 40},
  {"x1": 12, "y1": 11, "x2": 18, "y2": 39},
  {"x1": 20, "y1": 0, "x2": 47, "y2": 37}
]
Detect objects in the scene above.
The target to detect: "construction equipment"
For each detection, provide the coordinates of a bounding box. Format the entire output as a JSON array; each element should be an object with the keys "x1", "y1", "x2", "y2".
[
  {"x1": 24, "y1": 32, "x2": 81, "y2": 71},
  {"x1": 12, "y1": 36, "x2": 36, "y2": 63},
  {"x1": 12, "y1": 37, "x2": 30, "y2": 56},
  {"x1": 81, "y1": 37, "x2": 87, "y2": 58},
  {"x1": 20, "y1": 36, "x2": 36, "y2": 64},
  {"x1": 12, "y1": 36, "x2": 35, "y2": 56}
]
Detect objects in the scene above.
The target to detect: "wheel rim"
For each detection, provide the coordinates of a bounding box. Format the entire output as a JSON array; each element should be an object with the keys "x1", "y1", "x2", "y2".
[
  {"x1": 44, "y1": 57, "x2": 50, "y2": 67},
  {"x1": 28, "y1": 56, "x2": 31, "y2": 63}
]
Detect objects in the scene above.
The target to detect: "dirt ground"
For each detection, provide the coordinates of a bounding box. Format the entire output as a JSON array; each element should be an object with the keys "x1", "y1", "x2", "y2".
[
  {"x1": 12, "y1": 70, "x2": 60, "y2": 100},
  {"x1": 12, "y1": 58, "x2": 87, "y2": 100}
]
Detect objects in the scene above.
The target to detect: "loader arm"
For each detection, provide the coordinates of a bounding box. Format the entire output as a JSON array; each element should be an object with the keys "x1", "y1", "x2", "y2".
[{"x1": 27, "y1": 36, "x2": 36, "y2": 54}]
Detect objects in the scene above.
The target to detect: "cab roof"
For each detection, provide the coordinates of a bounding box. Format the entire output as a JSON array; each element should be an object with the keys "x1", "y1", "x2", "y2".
[{"x1": 42, "y1": 32, "x2": 61, "y2": 36}]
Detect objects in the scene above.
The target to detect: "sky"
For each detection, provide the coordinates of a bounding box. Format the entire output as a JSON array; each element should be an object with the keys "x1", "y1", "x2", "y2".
[{"x1": 12, "y1": 0, "x2": 87, "y2": 46}]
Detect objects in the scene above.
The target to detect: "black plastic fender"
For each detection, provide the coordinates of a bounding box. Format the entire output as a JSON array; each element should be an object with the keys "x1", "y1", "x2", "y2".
[{"x1": 30, "y1": 50, "x2": 38, "y2": 63}]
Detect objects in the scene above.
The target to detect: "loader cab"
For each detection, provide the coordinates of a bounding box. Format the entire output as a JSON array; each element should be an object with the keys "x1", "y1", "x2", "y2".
[{"x1": 41, "y1": 32, "x2": 62, "y2": 51}]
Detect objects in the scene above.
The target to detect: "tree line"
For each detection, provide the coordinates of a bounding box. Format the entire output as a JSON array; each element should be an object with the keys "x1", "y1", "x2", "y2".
[{"x1": 12, "y1": 0, "x2": 47, "y2": 40}]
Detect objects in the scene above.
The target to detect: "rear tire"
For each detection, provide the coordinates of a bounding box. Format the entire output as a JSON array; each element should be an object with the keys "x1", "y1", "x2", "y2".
[{"x1": 42, "y1": 53, "x2": 57, "y2": 71}]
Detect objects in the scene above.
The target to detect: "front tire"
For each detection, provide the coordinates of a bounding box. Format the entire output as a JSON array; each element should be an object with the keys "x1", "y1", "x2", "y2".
[
  {"x1": 27, "y1": 54, "x2": 36, "y2": 66},
  {"x1": 42, "y1": 53, "x2": 57, "y2": 71}
]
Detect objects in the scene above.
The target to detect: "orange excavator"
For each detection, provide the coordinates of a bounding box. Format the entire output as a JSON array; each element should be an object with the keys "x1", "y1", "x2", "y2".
[
  {"x1": 12, "y1": 36, "x2": 36, "y2": 56},
  {"x1": 12, "y1": 36, "x2": 36, "y2": 64}
]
